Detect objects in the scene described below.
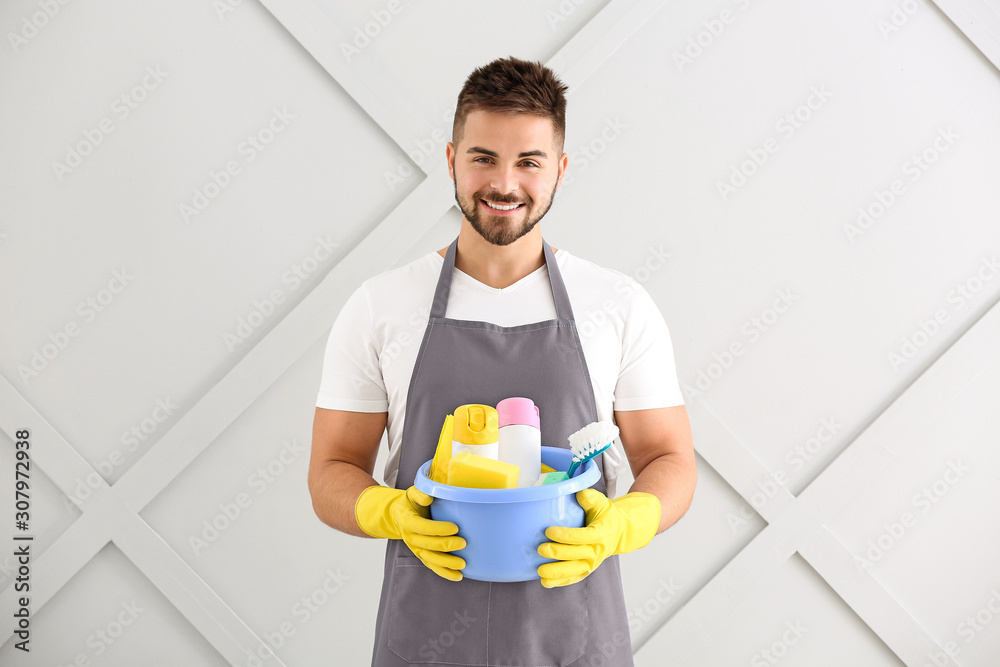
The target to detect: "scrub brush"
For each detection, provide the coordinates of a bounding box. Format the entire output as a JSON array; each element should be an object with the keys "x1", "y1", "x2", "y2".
[{"x1": 565, "y1": 420, "x2": 619, "y2": 479}]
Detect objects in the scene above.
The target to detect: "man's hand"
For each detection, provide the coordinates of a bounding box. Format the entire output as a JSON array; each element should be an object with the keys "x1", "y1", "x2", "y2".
[
  {"x1": 355, "y1": 485, "x2": 467, "y2": 581},
  {"x1": 536, "y1": 489, "x2": 661, "y2": 588}
]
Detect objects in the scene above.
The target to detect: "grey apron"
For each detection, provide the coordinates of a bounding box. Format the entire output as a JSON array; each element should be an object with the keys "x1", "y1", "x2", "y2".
[{"x1": 370, "y1": 238, "x2": 633, "y2": 666}]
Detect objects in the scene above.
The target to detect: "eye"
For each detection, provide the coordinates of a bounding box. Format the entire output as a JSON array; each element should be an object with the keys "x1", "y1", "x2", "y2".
[
  {"x1": 521, "y1": 161, "x2": 540, "y2": 168},
  {"x1": 473, "y1": 157, "x2": 492, "y2": 164}
]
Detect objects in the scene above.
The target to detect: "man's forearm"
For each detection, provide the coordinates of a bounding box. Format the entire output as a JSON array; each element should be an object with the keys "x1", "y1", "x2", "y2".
[
  {"x1": 309, "y1": 461, "x2": 381, "y2": 538},
  {"x1": 628, "y1": 451, "x2": 697, "y2": 534}
]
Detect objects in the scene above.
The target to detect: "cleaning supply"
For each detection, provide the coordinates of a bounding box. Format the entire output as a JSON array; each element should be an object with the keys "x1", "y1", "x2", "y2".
[
  {"x1": 496, "y1": 397, "x2": 541, "y2": 487},
  {"x1": 540, "y1": 463, "x2": 555, "y2": 474},
  {"x1": 354, "y1": 484, "x2": 467, "y2": 581},
  {"x1": 414, "y1": 445, "x2": 602, "y2": 582},
  {"x1": 428, "y1": 414, "x2": 455, "y2": 483},
  {"x1": 447, "y1": 451, "x2": 519, "y2": 489},
  {"x1": 533, "y1": 471, "x2": 567, "y2": 486},
  {"x1": 537, "y1": 489, "x2": 661, "y2": 588},
  {"x1": 452, "y1": 404, "x2": 499, "y2": 459},
  {"x1": 566, "y1": 421, "x2": 620, "y2": 479}
]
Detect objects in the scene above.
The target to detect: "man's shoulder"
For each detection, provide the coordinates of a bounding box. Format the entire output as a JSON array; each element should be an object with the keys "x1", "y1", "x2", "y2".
[
  {"x1": 353, "y1": 249, "x2": 442, "y2": 314},
  {"x1": 558, "y1": 247, "x2": 644, "y2": 298},
  {"x1": 362, "y1": 249, "x2": 441, "y2": 290}
]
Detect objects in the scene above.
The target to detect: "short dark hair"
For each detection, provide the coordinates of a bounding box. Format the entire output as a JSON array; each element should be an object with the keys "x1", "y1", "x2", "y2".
[{"x1": 453, "y1": 56, "x2": 568, "y2": 152}]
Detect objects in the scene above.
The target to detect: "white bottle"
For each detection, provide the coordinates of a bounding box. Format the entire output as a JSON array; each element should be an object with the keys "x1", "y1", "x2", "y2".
[{"x1": 496, "y1": 397, "x2": 541, "y2": 488}]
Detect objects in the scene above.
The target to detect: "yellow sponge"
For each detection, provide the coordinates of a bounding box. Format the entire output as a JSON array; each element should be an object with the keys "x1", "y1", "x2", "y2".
[
  {"x1": 447, "y1": 452, "x2": 519, "y2": 489},
  {"x1": 540, "y1": 463, "x2": 555, "y2": 474}
]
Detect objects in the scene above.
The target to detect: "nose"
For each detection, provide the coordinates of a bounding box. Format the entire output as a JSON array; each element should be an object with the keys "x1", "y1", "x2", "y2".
[{"x1": 490, "y1": 164, "x2": 519, "y2": 196}]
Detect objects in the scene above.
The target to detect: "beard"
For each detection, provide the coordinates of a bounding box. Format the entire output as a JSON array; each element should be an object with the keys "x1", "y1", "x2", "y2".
[{"x1": 453, "y1": 167, "x2": 559, "y2": 247}]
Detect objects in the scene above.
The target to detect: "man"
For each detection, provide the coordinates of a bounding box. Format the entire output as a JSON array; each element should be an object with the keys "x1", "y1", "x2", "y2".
[{"x1": 309, "y1": 56, "x2": 696, "y2": 666}]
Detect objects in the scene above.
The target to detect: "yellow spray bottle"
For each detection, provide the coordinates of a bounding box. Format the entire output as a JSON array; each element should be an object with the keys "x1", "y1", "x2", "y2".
[{"x1": 451, "y1": 404, "x2": 499, "y2": 460}]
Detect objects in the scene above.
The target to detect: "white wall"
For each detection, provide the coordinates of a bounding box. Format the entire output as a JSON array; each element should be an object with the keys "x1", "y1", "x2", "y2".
[{"x1": 1, "y1": 0, "x2": 999, "y2": 665}]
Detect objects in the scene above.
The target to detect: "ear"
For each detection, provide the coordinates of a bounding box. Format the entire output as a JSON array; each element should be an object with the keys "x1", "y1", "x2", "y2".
[
  {"x1": 446, "y1": 142, "x2": 456, "y2": 181},
  {"x1": 556, "y1": 152, "x2": 569, "y2": 189}
]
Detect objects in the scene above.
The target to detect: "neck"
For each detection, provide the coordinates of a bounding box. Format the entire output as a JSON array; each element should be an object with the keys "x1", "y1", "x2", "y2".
[{"x1": 441, "y1": 219, "x2": 553, "y2": 289}]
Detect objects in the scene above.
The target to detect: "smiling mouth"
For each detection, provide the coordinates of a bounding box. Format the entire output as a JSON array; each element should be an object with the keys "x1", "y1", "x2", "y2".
[{"x1": 481, "y1": 199, "x2": 525, "y2": 212}]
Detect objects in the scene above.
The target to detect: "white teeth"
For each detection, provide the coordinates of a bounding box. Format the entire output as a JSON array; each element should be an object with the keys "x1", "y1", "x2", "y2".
[{"x1": 484, "y1": 200, "x2": 521, "y2": 211}]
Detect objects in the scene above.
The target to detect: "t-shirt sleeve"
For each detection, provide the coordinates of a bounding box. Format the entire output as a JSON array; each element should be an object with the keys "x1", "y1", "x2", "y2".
[
  {"x1": 315, "y1": 283, "x2": 389, "y2": 412},
  {"x1": 613, "y1": 280, "x2": 685, "y2": 410}
]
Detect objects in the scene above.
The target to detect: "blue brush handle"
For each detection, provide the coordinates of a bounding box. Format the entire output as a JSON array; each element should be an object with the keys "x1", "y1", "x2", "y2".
[{"x1": 566, "y1": 442, "x2": 611, "y2": 478}]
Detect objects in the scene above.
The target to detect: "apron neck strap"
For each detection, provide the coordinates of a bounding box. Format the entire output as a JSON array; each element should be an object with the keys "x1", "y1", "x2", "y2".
[{"x1": 431, "y1": 237, "x2": 576, "y2": 321}]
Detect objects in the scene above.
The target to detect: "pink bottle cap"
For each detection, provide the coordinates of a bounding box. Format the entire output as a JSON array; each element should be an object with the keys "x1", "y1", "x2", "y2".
[{"x1": 496, "y1": 397, "x2": 540, "y2": 429}]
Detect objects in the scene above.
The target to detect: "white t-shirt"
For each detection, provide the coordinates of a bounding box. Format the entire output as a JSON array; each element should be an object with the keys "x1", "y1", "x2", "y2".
[{"x1": 316, "y1": 247, "x2": 684, "y2": 497}]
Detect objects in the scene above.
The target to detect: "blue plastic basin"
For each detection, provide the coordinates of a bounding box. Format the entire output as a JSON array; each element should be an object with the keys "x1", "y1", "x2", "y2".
[{"x1": 413, "y1": 446, "x2": 600, "y2": 582}]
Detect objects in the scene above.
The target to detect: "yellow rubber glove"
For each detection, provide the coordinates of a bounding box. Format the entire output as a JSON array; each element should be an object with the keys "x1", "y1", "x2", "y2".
[
  {"x1": 355, "y1": 485, "x2": 467, "y2": 581},
  {"x1": 537, "y1": 489, "x2": 661, "y2": 588}
]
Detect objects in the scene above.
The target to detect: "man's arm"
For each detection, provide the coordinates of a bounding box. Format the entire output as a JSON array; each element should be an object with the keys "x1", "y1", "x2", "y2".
[
  {"x1": 308, "y1": 407, "x2": 388, "y2": 538},
  {"x1": 615, "y1": 405, "x2": 697, "y2": 534}
]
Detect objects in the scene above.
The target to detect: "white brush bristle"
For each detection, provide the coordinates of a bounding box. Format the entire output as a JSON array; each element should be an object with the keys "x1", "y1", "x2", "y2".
[{"x1": 568, "y1": 420, "x2": 619, "y2": 460}]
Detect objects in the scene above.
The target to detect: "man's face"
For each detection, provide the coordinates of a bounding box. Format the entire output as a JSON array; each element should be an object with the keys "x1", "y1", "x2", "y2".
[{"x1": 448, "y1": 110, "x2": 566, "y2": 247}]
